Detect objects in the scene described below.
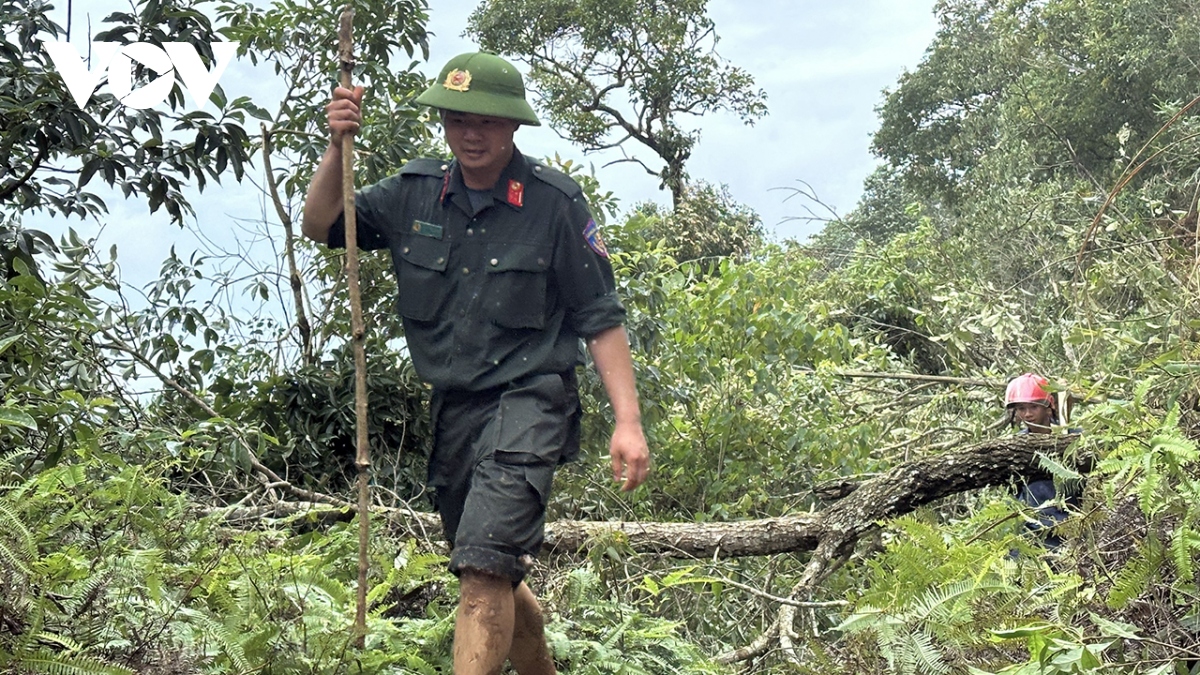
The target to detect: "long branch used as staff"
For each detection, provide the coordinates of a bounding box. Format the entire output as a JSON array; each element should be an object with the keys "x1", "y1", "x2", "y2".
[{"x1": 337, "y1": 7, "x2": 371, "y2": 648}]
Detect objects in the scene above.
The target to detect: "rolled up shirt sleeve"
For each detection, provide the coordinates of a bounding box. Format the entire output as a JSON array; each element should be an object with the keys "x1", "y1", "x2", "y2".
[{"x1": 554, "y1": 200, "x2": 626, "y2": 338}]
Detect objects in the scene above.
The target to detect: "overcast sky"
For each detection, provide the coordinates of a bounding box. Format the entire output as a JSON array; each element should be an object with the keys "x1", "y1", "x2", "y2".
[
  {"x1": 426, "y1": 0, "x2": 939, "y2": 238},
  {"x1": 25, "y1": 0, "x2": 939, "y2": 287}
]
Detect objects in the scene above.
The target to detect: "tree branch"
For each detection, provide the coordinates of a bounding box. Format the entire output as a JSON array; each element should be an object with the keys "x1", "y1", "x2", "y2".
[
  {"x1": 261, "y1": 124, "x2": 313, "y2": 365},
  {"x1": 0, "y1": 140, "x2": 49, "y2": 203}
]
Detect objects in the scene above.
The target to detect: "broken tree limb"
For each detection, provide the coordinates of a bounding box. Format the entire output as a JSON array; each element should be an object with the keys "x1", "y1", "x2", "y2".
[
  {"x1": 831, "y1": 370, "x2": 1003, "y2": 388},
  {"x1": 211, "y1": 434, "x2": 1084, "y2": 561}
]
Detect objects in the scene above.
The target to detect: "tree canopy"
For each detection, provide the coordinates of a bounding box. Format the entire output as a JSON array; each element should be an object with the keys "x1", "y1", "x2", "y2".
[{"x1": 466, "y1": 0, "x2": 767, "y2": 207}]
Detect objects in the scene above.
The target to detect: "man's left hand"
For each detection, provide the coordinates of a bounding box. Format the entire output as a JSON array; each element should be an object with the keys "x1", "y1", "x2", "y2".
[{"x1": 610, "y1": 421, "x2": 650, "y2": 491}]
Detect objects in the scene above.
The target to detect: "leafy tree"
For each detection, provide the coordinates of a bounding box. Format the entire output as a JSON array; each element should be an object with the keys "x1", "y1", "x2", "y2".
[
  {"x1": 633, "y1": 180, "x2": 764, "y2": 264},
  {"x1": 873, "y1": 0, "x2": 1200, "y2": 211},
  {"x1": 871, "y1": 0, "x2": 1020, "y2": 207},
  {"x1": 466, "y1": 0, "x2": 767, "y2": 207},
  {"x1": 1, "y1": 0, "x2": 259, "y2": 225}
]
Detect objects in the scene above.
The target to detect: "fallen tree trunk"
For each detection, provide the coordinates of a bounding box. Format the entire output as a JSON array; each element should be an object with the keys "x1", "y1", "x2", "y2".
[
  {"x1": 719, "y1": 432, "x2": 1084, "y2": 666},
  {"x1": 212, "y1": 433, "x2": 1083, "y2": 560},
  {"x1": 545, "y1": 433, "x2": 1081, "y2": 557}
]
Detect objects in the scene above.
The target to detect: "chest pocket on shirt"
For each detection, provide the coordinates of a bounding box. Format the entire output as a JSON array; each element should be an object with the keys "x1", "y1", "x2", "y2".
[
  {"x1": 483, "y1": 242, "x2": 552, "y2": 329},
  {"x1": 395, "y1": 235, "x2": 451, "y2": 322}
]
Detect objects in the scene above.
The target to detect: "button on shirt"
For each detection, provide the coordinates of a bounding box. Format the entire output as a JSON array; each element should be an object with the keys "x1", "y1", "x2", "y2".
[{"x1": 326, "y1": 150, "x2": 626, "y2": 392}]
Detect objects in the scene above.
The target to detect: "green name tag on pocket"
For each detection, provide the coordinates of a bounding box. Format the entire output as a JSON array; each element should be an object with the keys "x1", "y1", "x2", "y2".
[{"x1": 411, "y1": 220, "x2": 444, "y2": 239}]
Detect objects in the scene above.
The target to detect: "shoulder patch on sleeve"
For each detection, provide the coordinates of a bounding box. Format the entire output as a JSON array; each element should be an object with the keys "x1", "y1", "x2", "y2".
[
  {"x1": 529, "y1": 160, "x2": 583, "y2": 198},
  {"x1": 398, "y1": 157, "x2": 449, "y2": 177},
  {"x1": 583, "y1": 218, "x2": 609, "y2": 258}
]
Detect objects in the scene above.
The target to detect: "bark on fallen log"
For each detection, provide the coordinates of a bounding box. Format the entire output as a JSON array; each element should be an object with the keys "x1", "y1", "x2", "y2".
[
  {"x1": 209, "y1": 434, "x2": 1082, "y2": 560},
  {"x1": 548, "y1": 433, "x2": 1081, "y2": 557}
]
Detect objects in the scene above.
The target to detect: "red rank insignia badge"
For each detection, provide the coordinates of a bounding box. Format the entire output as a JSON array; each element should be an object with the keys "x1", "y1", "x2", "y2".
[{"x1": 507, "y1": 179, "x2": 524, "y2": 207}]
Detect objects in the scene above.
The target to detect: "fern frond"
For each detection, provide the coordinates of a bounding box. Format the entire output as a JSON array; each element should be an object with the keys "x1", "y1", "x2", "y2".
[
  {"x1": 203, "y1": 616, "x2": 249, "y2": 672},
  {"x1": 1170, "y1": 518, "x2": 1200, "y2": 584},
  {"x1": 1150, "y1": 429, "x2": 1200, "y2": 467},
  {"x1": 566, "y1": 567, "x2": 598, "y2": 606},
  {"x1": 62, "y1": 575, "x2": 107, "y2": 619},
  {"x1": 834, "y1": 605, "x2": 889, "y2": 633},
  {"x1": 1136, "y1": 470, "x2": 1163, "y2": 516},
  {"x1": 0, "y1": 447, "x2": 34, "y2": 472},
  {"x1": 34, "y1": 632, "x2": 84, "y2": 654},
  {"x1": 282, "y1": 570, "x2": 348, "y2": 605},
  {"x1": 17, "y1": 650, "x2": 134, "y2": 675},
  {"x1": 0, "y1": 537, "x2": 34, "y2": 576},
  {"x1": 881, "y1": 628, "x2": 913, "y2": 673},
  {"x1": 907, "y1": 628, "x2": 950, "y2": 675},
  {"x1": 203, "y1": 576, "x2": 240, "y2": 614},
  {"x1": 600, "y1": 614, "x2": 637, "y2": 649},
  {"x1": 912, "y1": 579, "x2": 1012, "y2": 625},
  {"x1": 1133, "y1": 377, "x2": 1154, "y2": 408},
  {"x1": 1108, "y1": 538, "x2": 1158, "y2": 609},
  {"x1": 1036, "y1": 452, "x2": 1083, "y2": 483},
  {"x1": 0, "y1": 499, "x2": 34, "y2": 551}
]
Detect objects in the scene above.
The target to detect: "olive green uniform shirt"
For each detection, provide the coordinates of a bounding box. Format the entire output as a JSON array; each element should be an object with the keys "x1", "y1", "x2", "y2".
[{"x1": 327, "y1": 150, "x2": 625, "y2": 392}]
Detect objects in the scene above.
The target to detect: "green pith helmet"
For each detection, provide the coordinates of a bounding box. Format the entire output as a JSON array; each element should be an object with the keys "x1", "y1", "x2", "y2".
[{"x1": 415, "y1": 52, "x2": 541, "y2": 126}]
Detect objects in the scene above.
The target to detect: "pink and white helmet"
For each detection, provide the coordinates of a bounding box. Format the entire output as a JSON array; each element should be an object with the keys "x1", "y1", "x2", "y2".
[{"x1": 1005, "y1": 373, "x2": 1056, "y2": 411}]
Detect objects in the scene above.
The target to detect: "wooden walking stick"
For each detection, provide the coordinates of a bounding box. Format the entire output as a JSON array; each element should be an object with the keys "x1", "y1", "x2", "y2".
[{"x1": 337, "y1": 7, "x2": 371, "y2": 648}]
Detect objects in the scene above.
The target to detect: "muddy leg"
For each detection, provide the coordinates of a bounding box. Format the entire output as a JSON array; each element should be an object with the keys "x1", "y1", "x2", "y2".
[
  {"x1": 508, "y1": 581, "x2": 556, "y2": 675},
  {"x1": 454, "y1": 570, "x2": 514, "y2": 675}
]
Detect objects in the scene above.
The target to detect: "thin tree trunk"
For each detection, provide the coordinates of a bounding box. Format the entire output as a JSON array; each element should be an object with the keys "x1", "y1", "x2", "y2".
[{"x1": 260, "y1": 123, "x2": 313, "y2": 365}]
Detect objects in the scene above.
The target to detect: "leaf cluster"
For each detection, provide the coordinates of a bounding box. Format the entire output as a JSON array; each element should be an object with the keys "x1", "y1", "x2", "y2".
[{"x1": 1, "y1": 0, "x2": 262, "y2": 225}]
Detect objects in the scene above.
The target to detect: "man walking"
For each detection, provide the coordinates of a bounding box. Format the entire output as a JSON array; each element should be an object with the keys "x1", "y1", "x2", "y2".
[{"x1": 302, "y1": 52, "x2": 650, "y2": 674}]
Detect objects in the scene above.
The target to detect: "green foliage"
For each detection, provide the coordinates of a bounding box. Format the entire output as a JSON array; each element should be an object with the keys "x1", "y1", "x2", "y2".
[
  {"x1": 12, "y1": 0, "x2": 1200, "y2": 671},
  {"x1": 543, "y1": 567, "x2": 723, "y2": 674},
  {"x1": 0, "y1": 443, "x2": 739, "y2": 673},
  {"x1": 0, "y1": 447, "x2": 462, "y2": 673},
  {"x1": 542, "y1": 154, "x2": 621, "y2": 226},
  {"x1": 215, "y1": 0, "x2": 433, "y2": 194},
  {"x1": 1, "y1": 0, "x2": 260, "y2": 224},
  {"x1": 216, "y1": 348, "x2": 431, "y2": 495},
  {"x1": 836, "y1": 515, "x2": 1028, "y2": 675},
  {"x1": 633, "y1": 181, "x2": 765, "y2": 264},
  {"x1": 562, "y1": 226, "x2": 887, "y2": 521},
  {"x1": 873, "y1": 0, "x2": 1200, "y2": 210}
]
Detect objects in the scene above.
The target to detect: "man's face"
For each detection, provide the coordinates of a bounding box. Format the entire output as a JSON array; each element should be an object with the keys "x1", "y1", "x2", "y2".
[
  {"x1": 441, "y1": 110, "x2": 519, "y2": 183},
  {"x1": 1012, "y1": 401, "x2": 1054, "y2": 433}
]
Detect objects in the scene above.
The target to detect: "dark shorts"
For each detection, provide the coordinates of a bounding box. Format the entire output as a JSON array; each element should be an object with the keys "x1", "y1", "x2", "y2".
[{"x1": 428, "y1": 371, "x2": 581, "y2": 583}]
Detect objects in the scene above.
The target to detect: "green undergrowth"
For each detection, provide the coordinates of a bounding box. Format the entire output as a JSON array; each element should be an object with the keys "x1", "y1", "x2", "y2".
[{"x1": 0, "y1": 447, "x2": 722, "y2": 674}]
